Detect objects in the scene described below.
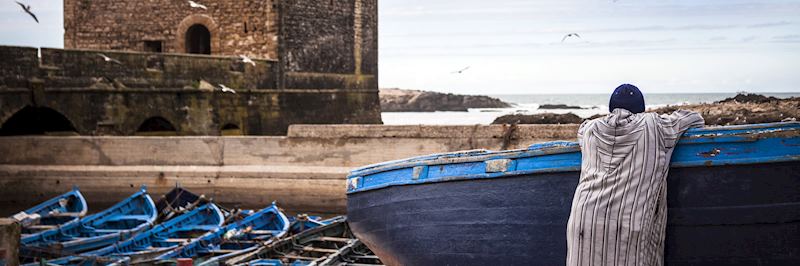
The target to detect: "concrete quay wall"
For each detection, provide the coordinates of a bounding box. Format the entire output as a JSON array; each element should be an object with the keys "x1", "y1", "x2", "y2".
[{"x1": 0, "y1": 124, "x2": 579, "y2": 214}]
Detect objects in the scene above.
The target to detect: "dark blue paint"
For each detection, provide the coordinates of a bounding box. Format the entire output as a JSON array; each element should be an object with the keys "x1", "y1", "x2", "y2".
[{"x1": 346, "y1": 122, "x2": 800, "y2": 265}]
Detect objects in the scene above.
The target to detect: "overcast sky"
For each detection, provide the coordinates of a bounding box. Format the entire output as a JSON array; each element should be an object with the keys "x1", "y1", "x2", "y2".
[{"x1": 1, "y1": 0, "x2": 799, "y2": 94}]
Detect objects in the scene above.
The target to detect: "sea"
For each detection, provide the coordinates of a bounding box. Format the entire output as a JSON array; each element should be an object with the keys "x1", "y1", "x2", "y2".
[{"x1": 381, "y1": 93, "x2": 800, "y2": 125}]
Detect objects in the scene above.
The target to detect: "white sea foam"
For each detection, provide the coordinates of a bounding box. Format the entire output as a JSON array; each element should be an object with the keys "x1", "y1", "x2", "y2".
[{"x1": 381, "y1": 93, "x2": 800, "y2": 125}]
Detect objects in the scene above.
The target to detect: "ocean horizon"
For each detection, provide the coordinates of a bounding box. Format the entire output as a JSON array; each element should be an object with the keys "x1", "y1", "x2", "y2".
[{"x1": 381, "y1": 92, "x2": 800, "y2": 125}]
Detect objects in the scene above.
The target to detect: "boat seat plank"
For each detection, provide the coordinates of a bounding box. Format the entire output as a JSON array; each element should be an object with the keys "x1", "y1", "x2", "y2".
[
  {"x1": 27, "y1": 225, "x2": 58, "y2": 230},
  {"x1": 282, "y1": 255, "x2": 320, "y2": 261},
  {"x1": 301, "y1": 246, "x2": 338, "y2": 253},
  {"x1": 316, "y1": 236, "x2": 351, "y2": 242},
  {"x1": 207, "y1": 249, "x2": 241, "y2": 254},
  {"x1": 249, "y1": 230, "x2": 275, "y2": 235}
]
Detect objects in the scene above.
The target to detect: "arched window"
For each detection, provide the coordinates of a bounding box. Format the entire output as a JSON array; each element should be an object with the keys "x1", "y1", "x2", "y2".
[
  {"x1": 221, "y1": 123, "x2": 243, "y2": 136},
  {"x1": 136, "y1": 117, "x2": 177, "y2": 136},
  {"x1": 0, "y1": 106, "x2": 77, "y2": 136},
  {"x1": 185, "y1": 24, "x2": 211, "y2": 54}
]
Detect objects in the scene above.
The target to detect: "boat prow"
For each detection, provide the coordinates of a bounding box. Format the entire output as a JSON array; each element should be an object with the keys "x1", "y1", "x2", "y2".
[{"x1": 11, "y1": 187, "x2": 88, "y2": 234}]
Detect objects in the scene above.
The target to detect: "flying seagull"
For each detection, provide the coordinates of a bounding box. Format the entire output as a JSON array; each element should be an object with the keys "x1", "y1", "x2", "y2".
[
  {"x1": 219, "y1": 84, "x2": 236, "y2": 94},
  {"x1": 15, "y1": 1, "x2": 38, "y2": 23},
  {"x1": 240, "y1": 55, "x2": 256, "y2": 66},
  {"x1": 451, "y1": 66, "x2": 471, "y2": 74},
  {"x1": 561, "y1": 33, "x2": 581, "y2": 43},
  {"x1": 97, "y1": 53, "x2": 123, "y2": 65},
  {"x1": 188, "y1": 1, "x2": 207, "y2": 10}
]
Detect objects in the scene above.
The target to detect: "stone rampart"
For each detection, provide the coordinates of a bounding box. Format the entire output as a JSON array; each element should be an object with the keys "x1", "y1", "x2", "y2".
[
  {"x1": 0, "y1": 46, "x2": 381, "y2": 136},
  {"x1": 0, "y1": 124, "x2": 579, "y2": 214}
]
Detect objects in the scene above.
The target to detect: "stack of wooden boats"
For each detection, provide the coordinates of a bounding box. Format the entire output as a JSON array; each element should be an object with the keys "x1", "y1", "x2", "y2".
[{"x1": 11, "y1": 186, "x2": 382, "y2": 266}]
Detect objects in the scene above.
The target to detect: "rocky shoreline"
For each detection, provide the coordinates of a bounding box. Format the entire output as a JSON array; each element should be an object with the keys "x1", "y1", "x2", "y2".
[
  {"x1": 492, "y1": 93, "x2": 799, "y2": 126},
  {"x1": 380, "y1": 88, "x2": 512, "y2": 112}
]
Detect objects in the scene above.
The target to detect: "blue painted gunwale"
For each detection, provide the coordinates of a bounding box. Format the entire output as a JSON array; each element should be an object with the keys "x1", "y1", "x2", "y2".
[
  {"x1": 32, "y1": 203, "x2": 225, "y2": 266},
  {"x1": 154, "y1": 203, "x2": 290, "y2": 261},
  {"x1": 12, "y1": 187, "x2": 88, "y2": 230},
  {"x1": 347, "y1": 122, "x2": 800, "y2": 194},
  {"x1": 21, "y1": 187, "x2": 158, "y2": 254}
]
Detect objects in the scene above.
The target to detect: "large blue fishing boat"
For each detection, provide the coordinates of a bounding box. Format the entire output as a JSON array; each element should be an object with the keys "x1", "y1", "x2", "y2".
[
  {"x1": 346, "y1": 122, "x2": 800, "y2": 265},
  {"x1": 22, "y1": 187, "x2": 157, "y2": 256},
  {"x1": 11, "y1": 187, "x2": 88, "y2": 234}
]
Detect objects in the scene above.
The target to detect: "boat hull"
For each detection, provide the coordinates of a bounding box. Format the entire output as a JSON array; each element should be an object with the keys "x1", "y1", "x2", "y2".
[{"x1": 348, "y1": 162, "x2": 800, "y2": 265}]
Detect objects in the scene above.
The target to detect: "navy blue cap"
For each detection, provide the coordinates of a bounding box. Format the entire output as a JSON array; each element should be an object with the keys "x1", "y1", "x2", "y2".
[{"x1": 609, "y1": 84, "x2": 645, "y2": 114}]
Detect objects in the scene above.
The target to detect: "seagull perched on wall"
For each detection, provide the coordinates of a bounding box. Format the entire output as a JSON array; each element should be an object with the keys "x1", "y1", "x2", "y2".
[
  {"x1": 240, "y1": 55, "x2": 256, "y2": 66},
  {"x1": 451, "y1": 66, "x2": 470, "y2": 74},
  {"x1": 562, "y1": 33, "x2": 581, "y2": 43},
  {"x1": 219, "y1": 84, "x2": 236, "y2": 94},
  {"x1": 188, "y1": 1, "x2": 207, "y2": 10},
  {"x1": 97, "y1": 53, "x2": 123, "y2": 65},
  {"x1": 15, "y1": 1, "x2": 38, "y2": 23}
]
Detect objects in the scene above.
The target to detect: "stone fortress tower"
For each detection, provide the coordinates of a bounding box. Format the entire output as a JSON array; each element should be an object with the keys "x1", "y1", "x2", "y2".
[{"x1": 0, "y1": 0, "x2": 381, "y2": 136}]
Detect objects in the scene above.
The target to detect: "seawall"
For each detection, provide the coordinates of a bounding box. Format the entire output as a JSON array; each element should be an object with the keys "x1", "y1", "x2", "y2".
[{"x1": 0, "y1": 124, "x2": 579, "y2": 214}]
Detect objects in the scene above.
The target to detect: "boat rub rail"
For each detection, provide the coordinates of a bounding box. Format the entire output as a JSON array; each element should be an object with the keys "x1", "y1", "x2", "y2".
[{"x1": 347, "y1": 122, "x2": 800, "y2": 194}]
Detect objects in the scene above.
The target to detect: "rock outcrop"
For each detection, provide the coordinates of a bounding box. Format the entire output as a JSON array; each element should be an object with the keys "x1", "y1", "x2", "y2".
[
  {"x1": 538, "y1": 104, "x2": 584, "y2": 110},
  {"x1": 492, "y1": 113, "x2": 584, "y2": 124},
  {"x1": 380, "y1": 88, "x2": 512, "y2": 112},
  {"x1": 651, "y1": 94, "x2": 799, "y2": 126},
  {"x1": 492, "y1": 94, "x2": 799, "y2": 126}
]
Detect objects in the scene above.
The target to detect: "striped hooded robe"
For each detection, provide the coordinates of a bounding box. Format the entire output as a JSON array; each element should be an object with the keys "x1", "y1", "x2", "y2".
[{"x1": 566, "y1": 108, "x2": 704, "y2": 266}]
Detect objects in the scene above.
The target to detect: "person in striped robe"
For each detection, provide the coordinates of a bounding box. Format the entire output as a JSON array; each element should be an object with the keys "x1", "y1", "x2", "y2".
[{"x1": 566, "y1": 84, "x2": 704, "y2": 266}]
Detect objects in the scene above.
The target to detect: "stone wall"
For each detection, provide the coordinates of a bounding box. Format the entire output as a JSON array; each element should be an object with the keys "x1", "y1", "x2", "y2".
[
  {"x1": 0, "y1": 124, "x2": 579, "y2": 214},
  {"x1": 0, "y1": 219, "x2": 20, "y2": 266},
  {"x1": 0, "y1": 45, "x2": 382, "y2": 136},
  {"x1": 64, "y1": 0, "x2": 280, "y2": 59},
  {"x1": 40, "y1": 0, "x2": 383, "y2": 135},
  {"x1": 278, "y1": 0, "x2": 381, "y2": 124}
]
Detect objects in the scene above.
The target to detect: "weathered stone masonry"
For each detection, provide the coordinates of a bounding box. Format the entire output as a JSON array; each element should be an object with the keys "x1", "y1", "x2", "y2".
[
  {"x1": 1, "y1": 0, "x2": 381, "y2": 136},
  {"x1": 64, "y1": 0, "x2": 281, "y2": 59}
]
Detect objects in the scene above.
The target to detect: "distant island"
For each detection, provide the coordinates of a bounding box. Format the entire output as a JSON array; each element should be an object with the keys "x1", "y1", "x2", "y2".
[
  {"x1": 491, "y1": 93, "x2": 799, "y2": 126},
  {"x1": 380, "y1": 88, "x2": 512, "y2": 112}
]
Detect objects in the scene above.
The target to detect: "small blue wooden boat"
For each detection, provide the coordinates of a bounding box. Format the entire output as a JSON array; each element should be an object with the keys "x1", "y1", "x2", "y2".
[
  {"x1": 22, "y1": 186, "x2": 158, "y2": 257},
  {"x1": 155, "y1": 186, "x2": 254, "y2": 224},
  {"x1": 155, "y1": 186, "x2": 211, "y2": 223},
  {"x1": 11, "y1": 187, "x2": 88, "y2": 234},
  {"x1": 346, "y1": 122, "x2": 800, "y2": 265},
  {"x1": 227, "y1": 216, "x2": 382, "y2": 266},
  {"x1": 241, "y1": 239, "x2": 382, "y2": 266},
  {"x1": 153, "y1": 203, "x2": 290, "y2": 264},
  {"x1": 39, "y1": 203, "x2": 226, "y2": 265}
]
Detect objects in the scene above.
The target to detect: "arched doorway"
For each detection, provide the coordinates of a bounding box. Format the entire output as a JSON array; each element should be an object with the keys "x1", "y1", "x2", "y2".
[
  {"x1": 136, "y1": 117, "x2": 178, "y2": 136},
  {"x1": 0, "y1": 106, "x2": 77, "y2": 136},
  {"x1": 221, "y1": 123, "x2": 243, "y2": 136},
  {"x1": 185, "y1": 24, "x2": 211, "y2": 55}
]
